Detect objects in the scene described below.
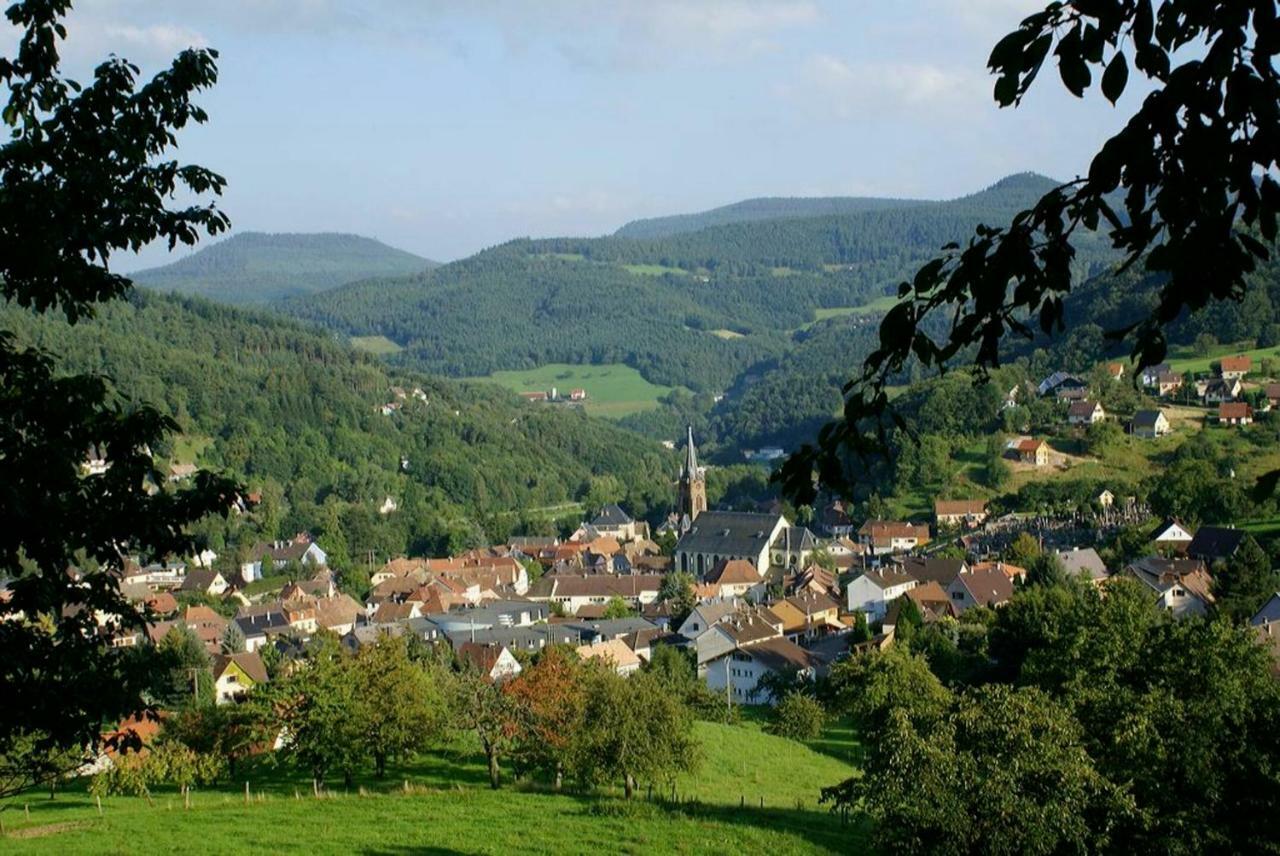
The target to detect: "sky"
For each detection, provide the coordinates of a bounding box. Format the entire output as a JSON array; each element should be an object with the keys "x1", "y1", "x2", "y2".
[{"x1": 17, "y1": 1, "x2": 1149, "y2": 269}]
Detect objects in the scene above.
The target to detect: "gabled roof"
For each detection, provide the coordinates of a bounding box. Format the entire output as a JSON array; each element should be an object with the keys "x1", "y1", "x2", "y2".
[
  {"x1": 1038, "y1": 371, "x2": 1085, "y2": 394},
  {"x1": 707, "y1": 558, "x2": 763, "y2": 585},
  {"x1": 1187, "y1": 526, "x2": 1246, "y2": 561},
  {"x1": 528, "y1": 573, "x2": 663, "y2": 600},
  {"x1": 576, "y1": 638, "x2": 641, "y2": 670},
  {"x1": 212, "y1": 651, "x2": 268, "y2": 685},
  {"x1": 737, "y1": 637, "x2": 818, "y2": 673},
  {"x1": 1251, "y1": 593, "x2": 1280, "y2": 627},
  {"x1": 1054, "y1": 548, "x2": 1108, "y2": 581},
  {"x1": 674, "y1": 511, "x2": 785, "y2": 556},
  {"x1": 1219, "y1": 354, "x2": 1252, "y2": 373},
  {"x1": 458, "y1": 642, "x2": 514, "y2": 678},
  {"x1": 953, "y1": 567, "x2": 1014, "y2": 608},
  {"x1": 896, "y1": 556, "x2": 967, "y2": 587},
  {"x1": 591, "y1": 504, "x2": 634, "y2": 527},
  {"x1": 904, "y1": 581, "x2": 953, "y2": 617},
  {"x1": 934, "y1": 499, "x2": 987, "y2": 517},
  {"x1": 179, "y1": 568, "x2": 222, "y2": 593},
  {"x1": 854, "y1": 567, "x2": 916, "y2": 590},
  {"x1": 1067, "y1": 399, "x2": 1102, "y2": 417},
  {"x1": 1132, "y1": 409, "x2": 1166, "y2": 428},
  {"x1": 1219, "y1": 402, "x2": 1253, "y2": 419}
]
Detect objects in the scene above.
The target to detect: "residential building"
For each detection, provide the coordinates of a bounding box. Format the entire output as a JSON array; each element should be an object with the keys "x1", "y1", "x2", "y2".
[
  {"x1": 1037, "y1": 372, "x2": 1086, "y2": 398},
  {"x1": 846, "y1": 568, "x2": 917, "y2": 621},
  {"x1": 575, "y1": 638, "x2": 642, "y2": 676},
  {"x1": 1155, "y1": 372, "x2": 1184, "y2": 397},
  {"x1": 590, "y1": 504, "x2": 640, "y2": 542},
  {"x1": 934, "y1": 499, "x2": 988, "y2": 528},
  {"x1": 1219, "y1": 401, "x2": 1253, "y2": 425},
  {"x1": 1139, "y1": 363, "x2": 1173, "y2": 387},
  {"x1": 239, "y1": 535, "x2": 328, "y2": 583},
  {"x1": 1187, "y1": 526, "x2": 1247, "y2": 563},
  {"x1": 768, "y1": 592, "x2": 843, "y2": 642},
  {"x1": 1125, "y1": 556, "x2": 1215, "y2": 619},
  {"x1": 1150, "y1": 518, "x2": 1194, "y2": 552},
  {"x1": 177, "y1": 569, "x2": 228, "y2": 597},
  {"x1": 705, "y1": 559, "x2": 766, "y2": 601},
  {"x1": 894, "y1": 556, "x2": 969, "y2": 589},
  {"x1": 211, "y1": 652, "x2": 267, "y2": 705},
  {"x1": 1218, "y1": 354, "x2": 1252, "y2": 380},
  {"x1": 1067, "y1": 400, "x2": 1106, "y2": 425},
  {"x1": 704, "y1": 637, "x2": 820, "y2": 705},
  {"x1": 458, "y1": 642, "x2": 523, "y2": 682},
  {"x1": 1131, "y1": 409, "x2": 1171, "y2": 438},
  {"x1": 857, "y1": 520, "x2": 931, "y2": 556},
  {"x1": 526, "y1": 573, "x2": 662, "y2": 613},
  {"x1": 945, "y1": 566, "x2": 1015, "y2": 613},
  {"x1": 1008, "y1": 438, "x2": 1050, "y2": 466},
  {"x1": 1055, "y1": 547, "x2": 1109, "y2": 584},
  {"x1": 1203, "y1": 377, "x2": 1242, "y2": 404}
]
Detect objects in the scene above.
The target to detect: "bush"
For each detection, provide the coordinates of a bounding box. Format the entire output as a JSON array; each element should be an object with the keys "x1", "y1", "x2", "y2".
[{"x1": 767, "y1": 691, "x2": 826, "y2": 741}]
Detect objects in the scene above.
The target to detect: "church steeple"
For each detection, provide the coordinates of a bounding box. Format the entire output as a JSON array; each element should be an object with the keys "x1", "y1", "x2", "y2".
[{"x1": 678, "y1": 425, "x2": 706, "y2": 522}]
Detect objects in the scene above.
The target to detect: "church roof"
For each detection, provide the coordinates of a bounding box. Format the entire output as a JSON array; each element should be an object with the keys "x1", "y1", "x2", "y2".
[
  {"x1": 681, "y1": 425, "x2": 699, "y2": 479},
  {"x1": 675, "y1": 510, "x2": 785, "y2": 557}
]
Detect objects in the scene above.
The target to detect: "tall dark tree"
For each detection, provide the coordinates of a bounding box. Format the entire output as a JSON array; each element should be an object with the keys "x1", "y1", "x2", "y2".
[
  {"x1": 0, "y1": 0, "x2": 234, "y2": 794},
  {"x1": 779, "y1": 0, "x2": 1280, "y2": 504}
]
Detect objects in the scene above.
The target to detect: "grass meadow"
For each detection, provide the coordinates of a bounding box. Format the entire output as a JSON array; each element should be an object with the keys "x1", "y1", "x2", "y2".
[{"x1": 463, "y1": 363, "x2": 679, "y2": 418}]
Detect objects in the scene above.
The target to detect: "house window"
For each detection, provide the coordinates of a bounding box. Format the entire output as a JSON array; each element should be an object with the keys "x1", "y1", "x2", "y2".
[{"x1": 951, "y1": 591, "x2": 963, "y2": 600}]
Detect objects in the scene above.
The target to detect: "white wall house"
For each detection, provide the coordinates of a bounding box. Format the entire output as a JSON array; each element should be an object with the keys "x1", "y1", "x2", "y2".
[{"x1": 845, "y1": 569, "x2": 917, "y2": 620}]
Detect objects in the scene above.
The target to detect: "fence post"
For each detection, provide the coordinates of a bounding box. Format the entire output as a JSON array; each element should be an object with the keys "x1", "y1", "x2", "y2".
[
  {"x1": 96, "y1": 795, "x2": 103, "y2": 816},
  {"x1": 759, "y1": 796, "x2": 764, "y2": 809},
  {"x1": 244, "y1": 781, "x2": 250, "y2": 805}
]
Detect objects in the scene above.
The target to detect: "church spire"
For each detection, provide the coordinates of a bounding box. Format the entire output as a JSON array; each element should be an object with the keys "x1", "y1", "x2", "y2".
[{"x1": 682, "y1": 425, "x2": 699, "y2": 478}]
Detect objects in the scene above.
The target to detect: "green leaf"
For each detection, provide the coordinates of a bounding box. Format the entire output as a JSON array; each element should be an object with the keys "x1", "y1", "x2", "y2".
[{"x1": 1101, "y1": 52, "x2": 1128, "y2": 104}]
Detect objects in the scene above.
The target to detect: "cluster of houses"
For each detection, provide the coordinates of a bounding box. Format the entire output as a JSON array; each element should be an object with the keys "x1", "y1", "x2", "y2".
[
  {"x1": 378, "y1": 385, "x2": 429, "y2": 416},
  {"x1": 518, "y1": 387, "x2": 588, "y2": 404}
]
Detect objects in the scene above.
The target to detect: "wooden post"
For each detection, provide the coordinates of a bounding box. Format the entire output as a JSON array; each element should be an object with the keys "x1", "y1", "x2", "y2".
[
  {"x1": 96, "y1": 795, "x2": 103, "y2": 816},
  {"x1": 244, "y1": 781, "x2": 250, "y2": 804},
  {"x1": 183, "y1": 786, "x2": 191, "y2": 810},
  {"x1": 740, "y1": 795, "x2": 744, "y2": 808},
  {"x1": 24, "y1": 804, "x2": 29, "y2": 820},
  {"x1": 759, "y1": 796, "x2": 764, "y2": 809}
]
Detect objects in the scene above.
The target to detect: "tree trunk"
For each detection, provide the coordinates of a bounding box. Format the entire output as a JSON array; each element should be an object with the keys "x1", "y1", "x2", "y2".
[
  {"x1": 375, "y1": 753, "x2": 386, "y2": 779},
  {"x1": 487, "y1": 746, "x2": 501, "y2": 790},
  {"x1": 553, "y1": 761, "x2": 563, "y2": 792},
  {"x1": 624, "y1": 773, "x2": 634, "y2": 800},
  {"x1": 343, "y1": 768, "x2": 354, "y2": 789}
]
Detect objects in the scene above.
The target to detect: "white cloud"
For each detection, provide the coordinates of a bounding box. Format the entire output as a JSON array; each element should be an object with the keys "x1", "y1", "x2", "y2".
[
  {"x1": 102, "y1": 23, "x2": 208, "y2": 55},
  {"x1": 784, "y1": 53, "x2": 988, "y2": 119}
]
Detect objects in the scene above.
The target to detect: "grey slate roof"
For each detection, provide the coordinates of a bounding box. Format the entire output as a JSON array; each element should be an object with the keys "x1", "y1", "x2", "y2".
[
  {"x1": 563, "y1": 616, "x2": 657, "y2": 642},
  {"x1": 1132, "y1": 409, "x2": 1165, "y2": 428},
  {"x1": 780, "y1": 526, "x2": 817, "y2": 552},
  {"x1": 591, "y1": 504, "x2": 634, "y2": 527},
  {"x1": 1055, "y1": 548, "x2": 1108, "y2": 581},
  {"x1": 675, "y1": 510, "x2": 783, "y2": 556},
  {"x1": 1252, "y1": 593, "x2": 1280, "y2": 627},
  {"x1": 1187, "y1": 526, "x2": 1246, "y2": 561}
]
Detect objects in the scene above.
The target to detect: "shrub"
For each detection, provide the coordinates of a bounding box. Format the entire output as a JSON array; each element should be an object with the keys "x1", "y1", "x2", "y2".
[{"x1": 767, "y1": 691, "x2": 826, "y2": 741}]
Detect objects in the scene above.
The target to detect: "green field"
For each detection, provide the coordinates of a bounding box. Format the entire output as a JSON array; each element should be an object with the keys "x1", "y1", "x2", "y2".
[
  {"x1": 622, "y1": 263, "x2": 688, "y2": 277},
  {"x1": 169, "y1": 434, "x2": 211, "y2": 466},
  {"x1": 463, "y1": 363, "x2": 679, "y2": 418},
  {"x1": 350, "y1": 335, "x2": 404, "y2": 355},
  {"x1": 1166, "y1": 342, "x2": 1280, "y2": 376},
  {"x1": 1, "y1": 716, "x2": 862, "y2": 855},
  {"x1": 710, "y1": 328, "x2": 746, "y2": 340}
]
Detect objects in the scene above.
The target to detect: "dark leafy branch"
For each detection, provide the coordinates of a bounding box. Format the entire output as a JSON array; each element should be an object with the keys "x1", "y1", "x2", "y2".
[{"x1": 777, "y1": 0, "x2": 1280, "y2": 505}]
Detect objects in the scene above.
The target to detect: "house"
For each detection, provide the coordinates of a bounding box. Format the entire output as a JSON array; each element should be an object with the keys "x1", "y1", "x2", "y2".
[
  {"x1": 1219, "y1": 401, "x2": 1253, "y2": 426},
  {"x1": 379, "y1": 496, "x2": 398, "y2": 515},
  {"x1": 902, "y1": 581, "x2": 954, "y2": 621},
  {"x1": 575, "y1": 638, "x2": 642, "y2": 676},
  {"x1": 1218, "y1": 354, "x2": 1252, "y2": 380},
  {"x1": 313, "y1": 594, "x2": 366, "y2": 635},
  {"x1": 677, "y1": 600, "x2": 742, "y2": 641},
  {"x1": 672, "y1": 510, "x2": 789, "y2": 578},
  {"x1": 1131, "y1": 409, "x2": 1171, "y2": 438},
  {"x1": 969, "y1": 561, "x2": 1027, "y2": 583},
  {"x1": 705, "y1": 559, "x2": 766, "y2": 601},
  {"x1": 177, "y1": 569, "x2": 228, "y2": 597},
  {"x1": 520, "y1": 391, "x2": 548, "y2": 402},
  {"x1": 704, "y1": 637, "x2": 819, "y2": 705},
  {"x1": 1150, "y1": 518, "x2": 1194, "y2": 552},
  {"x1": 1067, "y1": 400, "x2": 1106, "y2": 425},
  {"x1": 83, "y1": 444, "x2": 110, "y2": 476},
  {"x1": 569, "y1": 388, "x2": 588, "y2": 401},
  {"x1": 589, "y1": 504, "x2": 640, "y2": 542},
  {"x1": 768, "y1": 592, "x2": 843, "y2": 642},
  {"x1": 1267, "y1": 383, "x2": 1280, "y2": 409},
  {"x1": 945, "y1": 566, "x2": 1015, "y2": 613},
  {"x1": 846, "y1": 568, "x2": 917, "y2": 621},
  {"x1": 1096, "y1": 489, "x2": 1115, "y2": 509},
  {"x1": 234, "y1": 606, "x2": 293, "y2": 652},
  {"x1": 1186, "y1": 526, "x2": 1246, "y2": 563},
  {"x1": 857, "y1": 520, "x2": 931, "y2": 556},
  {"x1": 1155, "y1": 372, "x2": 1184, "y2": 397},
  {"x1": 1251, "y1": 593, "x2": 1280, "y2": 634},
  {"x1": 1055, "y1": 548, "x2": 1109, "y2": 584},
  {"x1": 819, "y1": 500, "x2": 856, "y2": 537},
  {"x1": 1037, "y1": 372, "x2": 1087, "y2": 399},
  {"x1": 1203, "y1": 377, "x2": 1242, "y2": 404},
  {"x1": 934, "y1": 499, "x2": 988, "y2": 528},
  {"x1": 894, "y1": 556, "x2": 969, "y2": 588},
  {"x1": 211, "y1": 652, "x2": 268, "y2": 705},
  {"x1": 167, "y1": 462, "x2": 198, "y2": 482},
  {"x1": 1008, "y1": 438, "x2": 1050, "y2": 466},
  {"x1": 1105, "y1": 362, "x2": 1125, "y2": 381},
  {"x1": 239, "y1": 535, "x2": 328, "y2": 583},
  {"x1": 1124, "y1": 556, "x2": 1215, "y2": 619},
  {"x1": 526, "y1": 573, "x2": 663, "y2": 613},
  {"x1": 1139, "y1": 363, "x2": 1173, "y2": 387},
  {"x1": 458, "y1": 642, "x2": 523, "y2": 682}
]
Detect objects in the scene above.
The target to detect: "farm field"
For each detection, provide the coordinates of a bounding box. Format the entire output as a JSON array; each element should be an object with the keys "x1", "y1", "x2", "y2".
[
  {"x1": 1166, "y1": 342, "x2": 1280, "y2": 376},
  {"x1": 462, "y1": 363, "x2": 680, "y2": 418},
  {"x1": 349, "y1": 335, "x2": 404, "y2": 355},
  {"x1": 1, "y1": 717, "x2": 862, "y2": 855}
]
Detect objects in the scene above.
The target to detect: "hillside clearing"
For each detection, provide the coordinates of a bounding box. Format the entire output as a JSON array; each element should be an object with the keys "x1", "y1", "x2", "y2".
[
  {"x1": 462, "y1": 363, "x2": 679, "y2": 418},
  {"x1": 622, "y1": 263, "x2": 688, "y2": 277},
  {"x1": 350, "y1": 335, "x2": 404, "y2": 355}
]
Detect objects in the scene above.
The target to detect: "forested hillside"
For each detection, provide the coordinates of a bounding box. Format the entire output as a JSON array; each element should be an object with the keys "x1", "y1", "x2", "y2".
[
  {"x1": 1, "y1": 291, "x2": 674, "y2": 576},
  {"x1": 286, "y1": 173, "x2": 1113, "y2": 394},
  {"x1": 131, "y1": 232, "x2": 434, "y2": 305},
  {"x1": 614, "y1": 194, "x2": 929, "y2": 239}
]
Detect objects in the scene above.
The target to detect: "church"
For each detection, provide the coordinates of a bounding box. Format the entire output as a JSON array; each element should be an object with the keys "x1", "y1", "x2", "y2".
[{"x1": 670, "y1": 428, "x2": 809, "y2": 579}]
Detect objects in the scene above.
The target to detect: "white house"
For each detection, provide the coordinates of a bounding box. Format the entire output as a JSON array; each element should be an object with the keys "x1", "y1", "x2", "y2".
[
  {"x1": 1131, "y1": 409, "x2": 1171, "y2": 439},
  {"x1": 1067, "y1": 400, "x2": 1106, "y2": 426},
  {"x1": 211, "y1": 652, "x2": 267, "y2": 705},
  {"x1": 846, "y1": 568, "x2": 917, "y2": 620},
  {"x1": 1125, "y1": 557, "x2": 1215, "y2": 619},
  {"x1": 1150, "y1": 518, "x2": 1194, "y2": 551},
  {"x1": 240, "y1": 537, "x2": 328, "y2": 583},
  {"x1": 458, "y1": 642, "x2": 523, "y2": 682},
  {"x1": 704, "y1": 638, "x2": 818, "y2": 705}
]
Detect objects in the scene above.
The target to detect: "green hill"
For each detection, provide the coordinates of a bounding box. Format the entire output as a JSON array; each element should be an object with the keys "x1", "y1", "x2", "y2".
[
  {"x1": 0, "y1": 290, "x2": 675, "y2": 569},
  {"x1": 130, "y1": 232, "x2": 434, "y2": 305},
  {"x1": 615, "y1": 195, "x2": 930, "y2": 239},
  {"x1": 1, "y1": 717, "x2": 862, "y2": 855},
  {"x1": 285, "y1": 174, "x2": 1109, "y2": 395}
]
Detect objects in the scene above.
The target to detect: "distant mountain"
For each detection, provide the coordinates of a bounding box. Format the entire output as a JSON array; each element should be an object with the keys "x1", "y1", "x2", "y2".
[
  {"x1": 285, "y1": 173, "x2": 1107, "y2": 393},
  {"x1": 615, "y1": 195, "x2": 930, "y2": 239},
  {"x1": 130, "y1": 232, "x2": 435, "y2": 305}
]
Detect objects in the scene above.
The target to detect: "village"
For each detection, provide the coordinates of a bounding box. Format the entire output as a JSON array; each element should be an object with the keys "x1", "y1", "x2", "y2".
[{"x1": 84, "y1": 357, "x2": 1280, "y2": 719}]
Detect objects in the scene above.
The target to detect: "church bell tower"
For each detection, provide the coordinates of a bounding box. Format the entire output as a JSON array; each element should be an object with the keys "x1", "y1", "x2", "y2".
[{"x1": 678, "y1": 425, "x2": 707, "y2": 521}]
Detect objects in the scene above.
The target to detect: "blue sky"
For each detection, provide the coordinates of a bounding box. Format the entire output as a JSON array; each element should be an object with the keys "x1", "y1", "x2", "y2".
[{"x1": 25, "y1": 1, "x2": 1147, "y2": 268}]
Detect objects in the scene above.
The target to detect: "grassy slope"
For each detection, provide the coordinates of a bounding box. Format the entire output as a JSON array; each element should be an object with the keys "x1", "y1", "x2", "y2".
[
  {"x1": 462, "y1": 363, "x2": 681, "y2": 418},
  {"x1": 350, "y1": 335, "x2": 404, "y2": 355},
  {"x1": 2, "y1": 718, "x2": 862, "y2": 855}
]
